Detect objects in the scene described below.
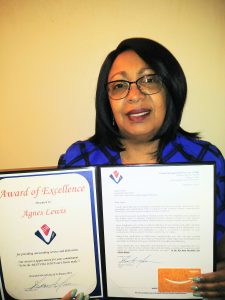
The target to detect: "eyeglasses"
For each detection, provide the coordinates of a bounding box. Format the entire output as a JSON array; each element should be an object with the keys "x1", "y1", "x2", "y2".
[{"x1": 106, "y1": 74, "x2": 163, "y2": 100}]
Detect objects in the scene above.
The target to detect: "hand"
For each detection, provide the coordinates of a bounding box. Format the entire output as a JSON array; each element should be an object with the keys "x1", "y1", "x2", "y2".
[
  {"x1": 61, "y1": 289, "x2": 89, "y2": 300},
  {"x1": 191, "y1": 261, "x2": 225, "y2": 299}
]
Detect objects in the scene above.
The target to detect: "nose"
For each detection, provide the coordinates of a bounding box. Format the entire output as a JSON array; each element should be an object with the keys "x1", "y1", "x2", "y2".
[{"x1": 126, "y1": 82, "x2": 144, "y2": 103}]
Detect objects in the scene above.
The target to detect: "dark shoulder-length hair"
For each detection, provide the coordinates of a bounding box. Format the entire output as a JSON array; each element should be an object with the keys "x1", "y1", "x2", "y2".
[{"x1": 89, "y1": 37, "x2": 199, "y2": 161}]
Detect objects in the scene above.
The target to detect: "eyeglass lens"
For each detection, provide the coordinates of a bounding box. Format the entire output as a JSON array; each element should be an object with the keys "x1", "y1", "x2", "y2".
[{"x1": 107, "y1": 74, "x2": 162, "y2": 100}]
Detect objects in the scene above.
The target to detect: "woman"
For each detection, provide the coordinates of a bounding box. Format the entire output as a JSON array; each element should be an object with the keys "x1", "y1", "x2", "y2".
[{"x1": 59, "y1": 38, "x2": 225, "y2": 299}]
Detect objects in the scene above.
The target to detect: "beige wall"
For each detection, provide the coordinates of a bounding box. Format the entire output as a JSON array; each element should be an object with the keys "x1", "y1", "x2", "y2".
[{"x1": 0, "y1": 0, "x2": 224, "y2": 169}]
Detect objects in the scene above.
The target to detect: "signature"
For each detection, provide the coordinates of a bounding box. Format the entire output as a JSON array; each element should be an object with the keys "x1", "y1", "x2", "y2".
[
  {"x1": 25, "y1": 275, "x2": 76, "y2": 292},
  {"x1": 118, "y1": 254, "x2": 161, "y2": 268}
]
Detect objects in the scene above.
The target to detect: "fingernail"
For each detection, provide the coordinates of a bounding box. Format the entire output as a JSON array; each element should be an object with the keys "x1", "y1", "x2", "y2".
[
  {"x1": 192, "y1": 277, "x2": 202, "y2": 283},
  {"x1": 191, "y1": 286, "x2": 199, "y2": 291},
  {"x1": 71, "y1": 289, "x2": 77, "y2": 299},
  {"x1": 193, "y1": 293, "x2": 201, "y2": 297},
  {"x1": 77, "y1": 293, "x2": 84, "y2": 300}
]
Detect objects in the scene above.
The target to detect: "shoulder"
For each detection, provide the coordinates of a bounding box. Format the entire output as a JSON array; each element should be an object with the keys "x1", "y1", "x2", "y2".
[
  {"x1": 163, "y1": 133, "x2": 225, "y2": 171},
  {"x1": 58, "y1": 140, "x2": 121, "y2": 168}
]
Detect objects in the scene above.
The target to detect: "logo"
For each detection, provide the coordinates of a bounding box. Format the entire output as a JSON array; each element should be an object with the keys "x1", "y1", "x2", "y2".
[
  {"x1": 35, "y1": 224, "x2": 56, "y2": 245},
  {"x1": 109, "y1": 170, "x2": 123, "y2": 184},
  {"x1": 158, "y1": 268, "x2": 201, "y2": 292}
]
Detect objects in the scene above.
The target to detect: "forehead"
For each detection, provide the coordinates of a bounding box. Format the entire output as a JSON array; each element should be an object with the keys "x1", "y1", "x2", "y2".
[{"x1": 108, "y1": 50, "x2": 151, "y2": 80}]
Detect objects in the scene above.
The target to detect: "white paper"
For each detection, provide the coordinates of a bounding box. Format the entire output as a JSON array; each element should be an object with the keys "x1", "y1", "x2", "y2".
[{"x1": 100, "y1": 164, "x2": 214, "y2": 299}]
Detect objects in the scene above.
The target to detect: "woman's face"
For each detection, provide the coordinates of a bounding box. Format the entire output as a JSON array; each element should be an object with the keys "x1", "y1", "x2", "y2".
[{"x1": 108, "y1": 50, "x2": 166, "y2": 142}]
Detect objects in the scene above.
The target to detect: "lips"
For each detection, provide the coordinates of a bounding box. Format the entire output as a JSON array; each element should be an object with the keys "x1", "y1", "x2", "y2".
[{"x1": 126, "y1": 108, "x2": 151, "y2": 122}]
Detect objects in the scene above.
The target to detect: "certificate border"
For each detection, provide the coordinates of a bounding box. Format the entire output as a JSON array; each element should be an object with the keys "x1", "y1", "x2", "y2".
[
  {"x1": 99, "y1": 162, "x2": 216, "y2": 300},
  {"x1": 0, "y1": 167, "x2": 103, "y2": 300}
]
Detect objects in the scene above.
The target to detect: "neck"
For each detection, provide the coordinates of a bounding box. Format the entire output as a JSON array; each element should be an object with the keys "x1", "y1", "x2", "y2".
[{"x1": 120, "y1": 139, "x2": 159, "y2": 165}]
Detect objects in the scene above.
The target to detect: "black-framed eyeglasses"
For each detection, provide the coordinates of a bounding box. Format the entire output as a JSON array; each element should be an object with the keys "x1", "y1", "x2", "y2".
[{"x1": 106, "y1": 74, "x2": 163, "y2": 100}]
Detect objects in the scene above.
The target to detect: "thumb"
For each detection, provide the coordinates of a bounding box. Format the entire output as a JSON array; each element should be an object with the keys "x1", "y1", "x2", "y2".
[
  {"x1": 61, "y1": 289, "x2": 77, "y2": 300},
  {"x1": 61, "y1": 289, "x2": 89, "y2": 300}
]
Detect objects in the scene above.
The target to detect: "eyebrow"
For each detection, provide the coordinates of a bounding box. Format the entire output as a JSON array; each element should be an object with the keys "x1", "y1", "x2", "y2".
[
  {"x1": 138, "y1": 67, "x2": 154, "y2": 75},
  {"x1": 108, "y1": 68, "x2": 154, "y2": 81}
]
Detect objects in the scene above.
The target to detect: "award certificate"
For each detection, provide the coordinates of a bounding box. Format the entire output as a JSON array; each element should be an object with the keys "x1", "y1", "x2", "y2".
[
  {"x1": 100, "y1": 164, "x2": 215, "y2": 299},
  {"x1": 0, "y1": 168, "x2": 103, "y2": 300}
]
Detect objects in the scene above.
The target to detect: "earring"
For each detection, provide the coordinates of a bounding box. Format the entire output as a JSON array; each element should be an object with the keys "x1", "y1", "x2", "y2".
[{"x1": 112, "y1": 117, "x2": 115, "y2": 126}]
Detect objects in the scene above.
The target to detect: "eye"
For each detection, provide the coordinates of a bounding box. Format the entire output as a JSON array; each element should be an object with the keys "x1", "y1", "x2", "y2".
[
  {"x1": 143, "y1": 75, "x2": 155, "y2": 84},
  {"x1": 139, "y1": 75, "x2": 161, "y2": 87},
  {"x1": 109, "y1": 81, "x2": 127, "y2": 91}
]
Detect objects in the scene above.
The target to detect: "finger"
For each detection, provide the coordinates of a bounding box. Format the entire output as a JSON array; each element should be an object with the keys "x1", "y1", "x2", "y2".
[
  {"x1": 61, "y1": 289, "x2": 77, "y2": 300},
  {"x1": 71, "y1": 292, "x2": 89, "y2": 300},
  {"x1": 192, "y1": 281, "x2": 225, "y2": 292},
  {"x1": 192, "y1": 290, "x2": 225, "y2": 299},
  {"x1": 193, "y1": 269, "x2": 225, "y2": 283},
  {"x1": 76, "y1": 293, "x2": 84, "y2": 300}
]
